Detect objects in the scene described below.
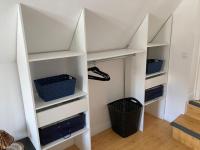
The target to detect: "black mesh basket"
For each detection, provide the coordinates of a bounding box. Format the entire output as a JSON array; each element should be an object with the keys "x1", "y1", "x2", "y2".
[{"x1": 108, "y1": 97, "x2": 142, "y2": 138}]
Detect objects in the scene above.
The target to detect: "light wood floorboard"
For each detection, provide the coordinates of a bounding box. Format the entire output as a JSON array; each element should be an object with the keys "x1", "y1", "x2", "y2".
[{"x1": 66, "y1": 113, "x2": 191, "y2": 150}]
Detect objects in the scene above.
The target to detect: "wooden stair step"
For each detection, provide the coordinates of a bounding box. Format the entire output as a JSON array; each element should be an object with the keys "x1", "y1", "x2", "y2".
[
  {"x1": 171, "y1": 115, "x2": 200, "y2": 149},
  {"x1": 189, "y1": 100, "x2": 200, "y2": 108},
  {"x1": 172, "y1": 127, "x2": 200, "y2": 150},
  {"x1": 186, "y1": 102, "x2": 200, "y2": 121},
  {"x1": 171, "y1": 115, "x2": 200, "y2": 138}
]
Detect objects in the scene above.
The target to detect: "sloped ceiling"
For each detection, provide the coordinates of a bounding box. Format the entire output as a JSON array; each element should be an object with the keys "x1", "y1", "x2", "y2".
[{"x1": 0, "y1": 0, "x2": 182, "y2": 61}]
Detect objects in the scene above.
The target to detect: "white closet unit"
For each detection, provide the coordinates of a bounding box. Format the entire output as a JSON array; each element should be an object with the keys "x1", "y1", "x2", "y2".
[
  {"x1": 125, "y1": 14, "x2": 172, "y2": 131},
  {"x1": 17, "y1": 4, "x2": 91, "y2": 150},
  {"x1": 145, "y1": 16, "x2": 172, "y2": 121},
  {"x1": 17, "y1": 3, "x2": 172, "y2": 149}
]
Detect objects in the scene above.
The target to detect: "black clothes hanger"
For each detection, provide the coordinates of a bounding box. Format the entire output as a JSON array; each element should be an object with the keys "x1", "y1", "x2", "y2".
[{"x1": 88, "y1": 67, "x2": 110, "y2": 81}]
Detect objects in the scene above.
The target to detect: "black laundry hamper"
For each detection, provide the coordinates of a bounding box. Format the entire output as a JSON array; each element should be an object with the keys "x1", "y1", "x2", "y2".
[{"x1": 108, "y1": 97, "x2": 142, "y2": 138}]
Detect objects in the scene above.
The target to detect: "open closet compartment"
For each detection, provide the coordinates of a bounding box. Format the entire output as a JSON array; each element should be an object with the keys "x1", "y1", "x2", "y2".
[
  {"x1": 145, "y1": 15, "x2": 172, "y2": 125},
  {"x1": 17, "y1": 4, "x2": 91, "y2": 150},
  {"x1": 87, "y1": 14, "x2": 148, "y2": 134}
]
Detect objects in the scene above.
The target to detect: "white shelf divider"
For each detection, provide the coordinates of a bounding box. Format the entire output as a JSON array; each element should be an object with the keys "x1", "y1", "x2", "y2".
[
  {"x1": 146, "y1": 71, "x2": 166, "y2": 78},
  {"x1": 42, "y1": 128, "x2": 88, "y2": 150},
  {"x1": 35, "y1": 89, "x2": 87, "y2": 111},
  {"x1": 87, "y1": 49, "x2": 145, "y2": 62},
  {"x1": 147, "y1": 43, "x2": 169, "y2": 48},
  {"x1": 29, "y1": 50, "x2": 84, "y2": 62},
  {"x1": 145, "y1": 96, "x2": 163, "y2": 106}
]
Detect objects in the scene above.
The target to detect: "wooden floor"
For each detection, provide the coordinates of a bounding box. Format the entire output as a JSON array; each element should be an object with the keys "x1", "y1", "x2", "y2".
[{"x1": 67, "y1": 113, "x2": 191, "y2": 150}]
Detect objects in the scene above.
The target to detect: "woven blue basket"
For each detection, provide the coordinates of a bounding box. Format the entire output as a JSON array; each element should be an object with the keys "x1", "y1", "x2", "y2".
[
  {"x1": 34, "y1": 74, "x2": 76, "y2": 101},
  {"x1": 146, "y1": 59, "x2": 163, "y2": 74}
]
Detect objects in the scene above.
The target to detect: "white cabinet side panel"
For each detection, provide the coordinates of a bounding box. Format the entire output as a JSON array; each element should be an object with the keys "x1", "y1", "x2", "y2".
[
  {"x1": 125, "y1": 53, "x2": 146, "y2": 131},
  {"x1": 70, "y1": 9, "x2": 91, "y2": 150},
  {"x1": 126, "y1": 16, "x2": 148, "y2": 131},
  {"x1": 17, "y1": 5, "x2": 41, "y2": 150}
]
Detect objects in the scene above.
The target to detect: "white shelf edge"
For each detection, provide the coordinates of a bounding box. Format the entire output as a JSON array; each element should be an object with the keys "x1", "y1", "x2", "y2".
[
  {"x1": 35, "y1": 89, "x2": 87, "y2": 110},
  {"x1": 145, "y1": 96, "x2": 163, "y2": 106},
  {"x1": 29, "y1": 50, "x2": 85, "y2": 62},
  {"x1": 87, "y1": 49, "x2": 145, "y2": 62},
  {"x1": 146, "y1": 71, "x2": 166, "y2": 78},
  {"x1": 147, "y1": 43, "x2": 169, "y2": 48},
  {"x1": 42, "y1": 128, "x2": 89, "y2": 150}
]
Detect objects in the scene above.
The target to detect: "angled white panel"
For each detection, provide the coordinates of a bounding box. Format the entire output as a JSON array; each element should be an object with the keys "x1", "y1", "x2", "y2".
[
  {"x1": 128, "y1": 14, "x2": 149, "y2": 51},
  {"x1": 20, "y1": 4, "x2": 71, "y2": 53},
  {"x1": 70, "y1": 9, "x2": 87, "y2": 53},
  {"x1": 151, "y1": 16, "x2": 173, "y2": 44},
  {"x1": 17, "y1": 4, "x2": 41, "y2": 150}
]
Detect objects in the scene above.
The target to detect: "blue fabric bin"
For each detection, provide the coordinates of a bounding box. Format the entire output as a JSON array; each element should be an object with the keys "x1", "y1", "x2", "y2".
[
  {"x1": 39, "y1": 113, "x2": 85, "y2": 146},
  {"x1": 34, "y1": 74, "x2": 76, "y2": 101},
  {"x1": 146, "y1": 59, "x2": 163, "y2": 74},
  {"x1": 145, "y1": 85, "x2": 164, "y2": 102}
]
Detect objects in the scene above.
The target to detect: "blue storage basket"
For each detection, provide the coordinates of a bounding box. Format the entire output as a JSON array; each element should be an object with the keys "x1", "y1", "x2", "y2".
[
  {"x1": 145, "y1": 85, "x2": 164, "y2": 102},
  {"x1": 34, "y1": 74, "x2": 76, "y2": 101},
  {"x1": 146, "y1": 59, "x2": 163, "y2": 74},
  {"x1": 39, "y1": 113, "x2": 85, "y2": 145}
]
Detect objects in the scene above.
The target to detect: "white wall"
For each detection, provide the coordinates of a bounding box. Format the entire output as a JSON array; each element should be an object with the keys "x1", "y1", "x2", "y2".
[
  {"x1": 0, "y1": 63, "x2": 27, "y2": 139},
  {"x1": 165, "y1": 0, "x2": 199, "y2": 122},
  {"x1": 0, "y1": 0, "x2": 182, "y2": 139}
]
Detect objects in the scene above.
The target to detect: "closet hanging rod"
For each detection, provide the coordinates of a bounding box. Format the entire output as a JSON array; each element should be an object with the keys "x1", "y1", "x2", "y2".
[{"x1": 87, "y1": 54, "x2": 136, "y2": 63}]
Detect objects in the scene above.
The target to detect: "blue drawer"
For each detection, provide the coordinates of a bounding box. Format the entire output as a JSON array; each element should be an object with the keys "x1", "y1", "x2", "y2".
[{"x1": 34, "y1": 74, "x2": 76, "y2": 101}]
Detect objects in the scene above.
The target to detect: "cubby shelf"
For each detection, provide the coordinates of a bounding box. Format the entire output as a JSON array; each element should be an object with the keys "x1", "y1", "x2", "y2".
[
  {"x1": 35, "y1": 89, "x2": 87, "y2": 110},
  {"x1": 87, "y1": 49, "x2": 145, "y2": 62},
  {"x1": 29, "y1": 50, "x2": 85, "y2": 62},
  {"x1": 145, "y1": 96, "x2": 163, "y2": 106},
  {"x1": 147, "y1": 43, "x2": 169, "y2": 48},
  {"x1": 146, "y1": 71, "x2": 166, "y2": 78},
  {"x1": 42, "y1": 128, "x2": 88, "y2": 150}
]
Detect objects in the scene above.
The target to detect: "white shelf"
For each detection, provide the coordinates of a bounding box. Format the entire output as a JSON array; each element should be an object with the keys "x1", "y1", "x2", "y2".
[
  {"x1": 29, "y1": 50, "x2": 84, "y2": 62},
  {"x1": 87, "y1": 49, "x2": 145, "y2": 62},
  {"x1": 147, "y1": 43, "x2": 169, "y2": 48},
  {"x1": 145, "y1": 96, "x2": 163, "y2": 106},
  {"x1": 35, "y1": 89, "x2": 87, "y2": 110},
  {"x1": 42, "y1": 128, "x2": 88, "y2": 150},
  {"x1": 146, "y1": 71, "x2": 166, "y2": 78}
]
